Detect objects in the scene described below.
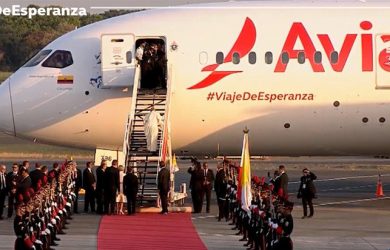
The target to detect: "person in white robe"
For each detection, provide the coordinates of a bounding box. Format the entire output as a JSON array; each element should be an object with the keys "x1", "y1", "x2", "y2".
[
  {"x1": 136, "y1": 42, "x2": 146, "y2": 62},
  {"x1": 144, "y1": 106, "x2": 164, "y2": 152}
]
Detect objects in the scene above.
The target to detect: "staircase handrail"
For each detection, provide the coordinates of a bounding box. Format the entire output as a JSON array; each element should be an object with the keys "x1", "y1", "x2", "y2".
[
  {"x1": 158, "y1": 65, "x2": 173, "y2": 183},
  {"x1": 123, "y1": 64, "x2": 141, "y2": 164},
  {"x1": 134, "y1": 99, "x2": 165, "y2": 114}
]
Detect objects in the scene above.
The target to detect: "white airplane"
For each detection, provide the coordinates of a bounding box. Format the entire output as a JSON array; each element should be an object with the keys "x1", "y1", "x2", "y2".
[{"x1": 1, "y1": 1, "x2": 390, "y2": 159}]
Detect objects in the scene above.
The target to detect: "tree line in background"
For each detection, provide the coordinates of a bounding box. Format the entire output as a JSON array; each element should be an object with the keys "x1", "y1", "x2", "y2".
[{"x1": 0, "y1": 5, "x2": 136, "y2": 71}]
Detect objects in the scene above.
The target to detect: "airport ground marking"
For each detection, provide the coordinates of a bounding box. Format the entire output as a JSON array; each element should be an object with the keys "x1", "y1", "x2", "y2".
[
  {"x1": 289, "y1": 174, "x2": 390, "y2": 184},
  {"x1": 314, "y1": 196, "x2": 390, "y2": 207},
  {"x1": 288, "y1": 184, "x2": 382, "y2": 196},
  {"x1": 192, "y1": 215, "x2": 216, "y2": 220}
]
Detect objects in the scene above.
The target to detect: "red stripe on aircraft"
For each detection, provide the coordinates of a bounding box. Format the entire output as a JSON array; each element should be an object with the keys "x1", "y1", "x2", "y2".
[
  {"x1": 202, "y1": 64, "x2": 219, "y2": 71},
  {"x1": 187, "y1": 71, "x2": 242, "y2": 90},
  {"x1": 187, "y1": 17, "x2": 256, "y2": 90}
]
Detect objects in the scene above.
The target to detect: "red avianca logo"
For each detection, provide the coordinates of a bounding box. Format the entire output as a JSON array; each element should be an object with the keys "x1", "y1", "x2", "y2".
[
  {"x1": 188, "y1": 18, "x2": 390, "y2": 90},
  {"x1": 187, "y1": 17, "x2": 256, "y2": 90}
]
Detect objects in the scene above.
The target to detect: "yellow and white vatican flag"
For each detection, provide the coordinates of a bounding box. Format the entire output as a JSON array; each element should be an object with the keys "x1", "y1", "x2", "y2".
[{"x1": 240, "y1": 128, "x2": 252, "y2": 212}]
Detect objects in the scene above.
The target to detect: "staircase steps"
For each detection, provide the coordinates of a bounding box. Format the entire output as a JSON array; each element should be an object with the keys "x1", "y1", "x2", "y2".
[{"x1": 125, "y1": 87, "x2": 167, "y2": 206}]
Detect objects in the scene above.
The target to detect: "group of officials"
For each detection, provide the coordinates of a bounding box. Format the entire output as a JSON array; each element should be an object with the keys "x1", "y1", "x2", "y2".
[
  {"x1": 0, "y1": 160, "x2": 141, "y2": 222},
  {"x1": 83, "y1": 159, "x2": 169, "y2": 215},
  {"x1": 136, "y1": 41, "x2": 167, "y2": 90},
  {"x1": 82, "y1": 159, "x2": 139, "y2": 216},
  {"x1": 188, "y1": 159, "x2": 215, "y2": 213}
]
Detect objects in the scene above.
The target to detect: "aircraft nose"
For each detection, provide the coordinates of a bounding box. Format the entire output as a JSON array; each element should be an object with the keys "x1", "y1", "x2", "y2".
[{"x1": 0, "y1": 78, "x2": 15, "y2": 135}]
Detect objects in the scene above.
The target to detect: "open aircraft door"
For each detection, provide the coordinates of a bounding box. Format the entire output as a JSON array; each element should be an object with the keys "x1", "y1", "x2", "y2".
[
  {"x1": 375, "y1": 34, "x2": 390, "y2": 89},
  {"x1": 101, "y1": 34, "x2": 136, "y2": 88}
]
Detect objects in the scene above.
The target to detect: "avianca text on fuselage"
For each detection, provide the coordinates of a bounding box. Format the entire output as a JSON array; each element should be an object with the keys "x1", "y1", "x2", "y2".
[
  {"x1": 188, "y1": 18, "x2": 390, "y2": 90},
  {"x1": 275, "y1": 20, "x2": 390, "y2": 73}
]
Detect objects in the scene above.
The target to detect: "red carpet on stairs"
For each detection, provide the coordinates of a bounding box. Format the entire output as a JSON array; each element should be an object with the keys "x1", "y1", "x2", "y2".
[{"x1": 97, "y1": 213, "x2": 207, "y2": 250}]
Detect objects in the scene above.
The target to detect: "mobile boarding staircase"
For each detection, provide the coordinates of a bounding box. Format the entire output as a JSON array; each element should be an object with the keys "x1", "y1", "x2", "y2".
[{"x1": 123, "y1": 65, "x2": 186, "y2": 207}]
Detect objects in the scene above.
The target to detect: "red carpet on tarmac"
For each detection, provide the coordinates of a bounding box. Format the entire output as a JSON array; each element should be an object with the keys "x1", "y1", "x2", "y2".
[{"x1": 97, "y1": 213, "x2": 207, "y2": 250}]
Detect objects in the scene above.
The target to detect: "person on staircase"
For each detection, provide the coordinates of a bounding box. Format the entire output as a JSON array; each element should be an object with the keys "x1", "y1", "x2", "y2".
[
  {"x1": 140, "y1": 43, "x2": 155, "y2": 89},
  {"x1": 144, "y1": 105, "x2": 164, "y2": 154},
  {"x1": 155, "y1": 43, "x2": 167, "y2": 90}
]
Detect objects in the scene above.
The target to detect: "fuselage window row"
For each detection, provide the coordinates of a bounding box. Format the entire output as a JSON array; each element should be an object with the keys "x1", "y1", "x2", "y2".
[{"x1": 213, "y1": 50, "x2": 343, "y2": 65}]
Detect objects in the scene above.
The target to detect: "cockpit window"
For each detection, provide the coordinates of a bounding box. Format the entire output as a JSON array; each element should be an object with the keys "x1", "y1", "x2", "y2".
[
  {"x1": 42, "y1": 50, "x2": 73, "y2": 68},
  {"x1": 23, "y1": 50, "x2": 52, "y2": 67}
]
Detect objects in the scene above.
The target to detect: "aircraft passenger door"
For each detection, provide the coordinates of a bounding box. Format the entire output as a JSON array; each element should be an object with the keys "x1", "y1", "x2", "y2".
[
  {"x1": 101, "y1": 34, "x2": 136, "y2": 88},
  {"x1": 375, "y1": 34, "x2": 390, "y2": 89}
]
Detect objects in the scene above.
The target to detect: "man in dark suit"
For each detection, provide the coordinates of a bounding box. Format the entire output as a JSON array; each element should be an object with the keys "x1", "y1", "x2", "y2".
[
  {"x1": 278, "y1": 165, "x2": 289, "y2": 201},
  {"x1": 83, "y1": 161, "x2": 96, "y2": 213},
  {"x1": 48, "y1": 162, "x2": 60, "y2": 185},
  {"x1": 95, "y1": 160, "x2": 107, "y2": 214},
  {"x1": 29, "y1": 163, "x2": 44, "y2": 192},
  {"x1": 6, "y1": 163, "x2": 18, "y2": 218},
  {"x1": 103, "y1": 160, "x2": 119, "y2": 215},
  {"x1": 15, "y1": 168, "x2": 32, "y2": 205},
  {"x1": 214, "y1": 163, "x2": 227, "y2": 221},
  {"x1": 123, "y1": 167, "x2": 138, "y2": 215},
  {"x1": 157, "y1": 161, "x2": 170, "y2": 214},
  {"x1": 189, "y1": 161, "x2": 204, "y2": 213},
  {"x1": 21, "y1": 161, "x2": 30, "y2": 172},
  {"x1": 0, "y1": 165, "x2": 8, "y2": 220},
  {"x1": 202, "y1": 162, "x2": 214, "y2": 213},
  {"x1": 71, "y1": 162, "x2": 83, "y2": 213}
]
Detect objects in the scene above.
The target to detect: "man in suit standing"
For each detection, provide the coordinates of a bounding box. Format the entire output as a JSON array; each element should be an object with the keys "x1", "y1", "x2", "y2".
[
  {"x1": 29, "y1": 163, "x2": 44, "y2": 192},
  {"x1": 103, "y1": 160, "x2": 119, "y2": 215},
  {"x1": 96, "y1": 160, "x2": 107, "y2": 214},
  {"x1": 83, "y1": 161, "x2": 96, "y2": 213},
  {"x1": 21, "y1": 161, "x2": 30, "y2": 172},
  {"x1": 201, "y1": 162, "x2": 214, "y2": 213},
  {"x1": 71, "y1": 161, "x2": 83, "y2": 213},
  {"x1": 188, "y1": 158, "x2": 203, "y2": 213},
  {"x1": 15, "y1": 168, "x2": 31, "y2": 205},
  {"x1": 123, "y1": 167, "x2": 138, "y2": 215},
  {"x1": 278, "y1": 165, "x2": 289, "y2": 201},
  {"x1": 48, "y1": 162, "x2": 60, "y2": 185},
  {"x1": 157, "y1": 161, "x2": 170, "y2": 214},
  {"x1": 0, "y1": 165, "x2": 8, "y2": 220},
  {"x1": 214, "y1": 163, "x2": 227, "y2": 221},
  {"x1": 6, "y1": 163, "x2": 18, "y2": 218}
]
